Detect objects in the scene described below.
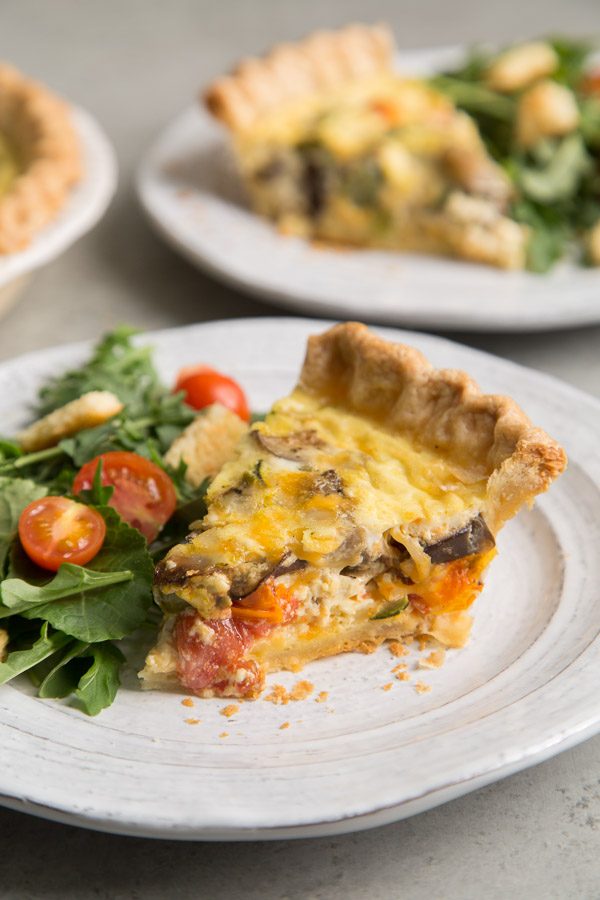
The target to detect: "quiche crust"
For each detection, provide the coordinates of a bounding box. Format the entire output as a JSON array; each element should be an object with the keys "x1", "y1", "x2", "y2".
[
  {"x1": 300, "y1": 323, "x2": 567, "y2": 533},
  {"x1": 204, "y1": 23, "x2": 394, "y2": 132},
  {"x1": 0, "y1": 63, "x2": 81, "y2": 254}
]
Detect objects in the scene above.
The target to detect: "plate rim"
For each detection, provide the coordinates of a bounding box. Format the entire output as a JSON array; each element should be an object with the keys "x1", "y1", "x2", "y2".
[{"x1": 0, "y1": 316, "x2": 599, "y2": 841}]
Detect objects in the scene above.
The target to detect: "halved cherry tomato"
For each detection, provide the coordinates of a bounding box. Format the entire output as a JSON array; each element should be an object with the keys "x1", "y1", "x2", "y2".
[
  {"x1": 18, "y1": 497, "x2": 106, "y2": 572},
  {"x1": 174, "y1": 365, "x2": 250, "y2": 421},
  {"x1": 581, "y1": 68, "x2": 600, "y2": 96},
  {"x1": 73, "y1": 451, "x2": 177, "y2": 542}
]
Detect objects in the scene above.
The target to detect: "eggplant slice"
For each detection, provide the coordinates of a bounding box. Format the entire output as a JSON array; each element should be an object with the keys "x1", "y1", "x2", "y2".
[{"x1": 424, "y1": 515, "x2": 495, "y2": 564}]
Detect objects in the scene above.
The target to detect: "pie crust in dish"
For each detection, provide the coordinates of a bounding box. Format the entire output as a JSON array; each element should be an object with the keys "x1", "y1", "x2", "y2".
[
  {"x1": 141, "y1": 323, "x2": 566, "y2": 699},
  {"x1": 204, "y1": 24, "x2": 527, "y2": 269},
  {"x1": 0, "y1": 63, "x2": 81, "y2": 254}
]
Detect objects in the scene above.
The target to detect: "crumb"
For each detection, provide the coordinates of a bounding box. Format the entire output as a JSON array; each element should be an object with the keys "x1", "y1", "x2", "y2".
[
  {"x1": 181, "y1": 697, "x2": 194, "y2": 708},
  {"x1": 403, "y1": 636, "x2": 414, "y2": 646},
  {"x1": 184, "y1": 717, "x2": 201, "y2": 725},
  {"x1": 415, "y1": 682, "x2": 431, "y2": 694},
  {"x1": 391, "y1": 663, "x2": 407, "y2": 675},
  {"x1": 388, "y1": 641, "x2": 409, "y2": 658},
  {"x1": 382, "y1": 682, "x2": 393, "y2": 692},
  {"x1": 396, "y1": 672, "x2": 411, "y2": 682},
  {"x1": 289, "y1": 680, "x2": 314, "y2": 701},
  {"x1": 417, "y1": 635, "x2": 431, "y2": 650},
  {"x1": 221, "y1": 704, "x2": 239, "y2": 718},
  {"x1": 264, "y1": 684, "x2": 289, "y2": 705},
  {"x1": 418, "y1": 649, "x2": 446, "y2": 670},
  {"x1": 279, "y1": 721, "x2": 290, "y2": 730},
  {"x1": 315, "y1": 691, "x2": 329, "y2": 703},
  {"x1": 219, "y1": 731, "x2": 229, "y2": 738}
]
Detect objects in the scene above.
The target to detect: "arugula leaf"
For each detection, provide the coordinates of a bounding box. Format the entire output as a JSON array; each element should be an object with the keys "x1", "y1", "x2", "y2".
[
  {"x1": 35, "y1": 327, "x2": 157, "y2": 416},
  {"x1": 517, "y1": 134, "x2": 591, "y2": 204},
  {"x1": 371, "y1": 597, "x2": 410, "y2": 620},
  {"x1": 550, "y1": 36, "x2": 594, "y2": 89},
  {"x1": 74, "y1": 642, "x2": 124, "y2": 715},
  {"x1": 430, "y1": 76, "x2": 515, "y2": 121},
  {"x1": 37, "y1": 640, "x2": 90, "y2": 698},
  {"x1": 74, "y1": 458, "x2": 114, "y2": 506},
  {"x1": 0, "y1": 564, "x2": 133, "y2": 616},
  {"x1": 14, "y1": 507, "x2": 154, "y2": 642},
  {"x1": 0, "y1": 622, "x2": 71, "y2": 685},
  {"x1": 0, "y1": 476, "x2": 47, "y2": 575}
]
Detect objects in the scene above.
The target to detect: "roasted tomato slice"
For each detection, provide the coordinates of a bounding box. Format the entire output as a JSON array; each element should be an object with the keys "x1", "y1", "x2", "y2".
[
  {"x1": 174, "y1": 365, "x2": 250, "y2": 421},
  {"x1": 18, "y1": 496, "x2": 106, "y2": 572},
  {"x1": 174, "y1": 610, "x2": 268, "y2": 696},
  {"x1": 73, "y1": 451, "x2": 177, "y2": 542},
  {"x1": 231, "y1": 580, "x2": 298, "y2": 624}
]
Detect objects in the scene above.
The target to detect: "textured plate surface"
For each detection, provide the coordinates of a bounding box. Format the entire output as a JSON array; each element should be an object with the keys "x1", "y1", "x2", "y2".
[
  {"x1": 136, "y1": 46, "x2": 600, "y2": 333},
  {"x1": 0, "y1": 317, "x2": 599, "y2": 840},
  {"x1": 0, "y1": 105, "x2": 117, "y2": 289}
]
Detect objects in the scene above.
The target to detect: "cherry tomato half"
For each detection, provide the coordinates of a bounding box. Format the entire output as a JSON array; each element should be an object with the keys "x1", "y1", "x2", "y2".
[
  {"x1": 73, "y1": 451, "x2": 177, "y2": 543},
  {"x1": 174, "y1": 366, "x2": 250, "y2": 421},
  {"x1": 18, "y1": 496, "x2": 106, "y2": 572},
  {"x1": 581, "y1": 68, "x2": 600, "y2": 96}
]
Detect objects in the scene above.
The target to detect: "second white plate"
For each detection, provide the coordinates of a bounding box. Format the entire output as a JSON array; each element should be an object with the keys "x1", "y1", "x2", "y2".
[
  {"x1": 0, "y1": 317, "x2": 599, "y2": 840},
  {"x1": 136, "y1": 46, "x2": 600, "y2": 333}
]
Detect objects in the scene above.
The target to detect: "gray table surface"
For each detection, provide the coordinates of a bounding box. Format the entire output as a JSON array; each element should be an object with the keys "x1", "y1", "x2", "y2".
[{"x1": 1, "y1": 2, "x2": 599, "y2": 898}]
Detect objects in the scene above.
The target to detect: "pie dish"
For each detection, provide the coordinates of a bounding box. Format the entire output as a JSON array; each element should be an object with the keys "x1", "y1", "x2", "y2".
[
  {"x1": 204, "y1": 24, "x2": 527, "y2": 269},
  {"x1": 142, "y1": 322, "x2": 566, "y2": 699},
  {"x1": 0, "y1": 63, "x2": 81, "y2": 254}
]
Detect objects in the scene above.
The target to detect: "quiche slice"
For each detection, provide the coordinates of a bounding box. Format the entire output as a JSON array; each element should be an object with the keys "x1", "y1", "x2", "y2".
[
  {"x1": 141, "y1": 323, "x2": 566, "y2": 699},
  {"x1": 204, "y1": 24, "x2": 527, "y2": 268}
]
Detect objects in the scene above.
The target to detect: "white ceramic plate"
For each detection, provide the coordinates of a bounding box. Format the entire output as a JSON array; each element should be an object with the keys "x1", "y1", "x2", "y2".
[
  {"x1": 136, "y1": 46, "x2": 600, "y2": 333},
  {"x1": 0, "y1": 105, "x2": 117, "y2": 290},
  {"x1": 1, "y1": 317, "x2": 599, "y2": 840}
]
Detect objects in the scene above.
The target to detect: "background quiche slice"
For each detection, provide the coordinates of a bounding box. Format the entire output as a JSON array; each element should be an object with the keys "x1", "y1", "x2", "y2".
[
  {"x1": 204, "y1": 24, "x2": 527, "y2": 269},
  {"x1": 140, "y1": 323, "x2": 566, "y2": 699}
]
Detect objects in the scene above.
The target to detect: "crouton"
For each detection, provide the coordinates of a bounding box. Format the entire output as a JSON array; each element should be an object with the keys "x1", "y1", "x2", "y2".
[
  {"x1": 165, "y1": 403, "x2": 248, "y2": 487},
  {"x1": 515, "y1": 80, "x2": 579, "y2": 148},
  {"x1": 485, "y1": 42, "x2": 558, "y2": 93},
  {"x1": 18, "y1": 390, "x2": 123, "y2": 452}
]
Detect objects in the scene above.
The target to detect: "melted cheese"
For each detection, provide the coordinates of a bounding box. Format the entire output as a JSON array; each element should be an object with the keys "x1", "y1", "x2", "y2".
[{"x1": 178, "y1": 388, "x2": 487, "y2": 570}]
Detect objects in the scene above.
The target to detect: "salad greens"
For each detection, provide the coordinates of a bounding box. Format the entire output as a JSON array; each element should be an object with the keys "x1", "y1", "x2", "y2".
[
  {"x1": 432, "y1": 37, "x2": 600, "y2": 271},
  {"x1": 0, "y1": 328, "x2": 208, "y2": 715}
]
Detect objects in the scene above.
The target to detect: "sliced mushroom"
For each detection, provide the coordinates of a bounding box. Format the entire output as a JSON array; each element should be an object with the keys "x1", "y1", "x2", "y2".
[
  {"x1": 252, "y1": 428, "x2": 325, "y2": 462},
  {"x1": 311, "y1": 469, "x2": 344, "y2": 496}
]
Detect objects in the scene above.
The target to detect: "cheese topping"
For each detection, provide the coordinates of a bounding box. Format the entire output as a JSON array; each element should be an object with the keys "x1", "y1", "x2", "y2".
[{"x1": 166, "y1": 387, "x2": 487, "y2": 578}]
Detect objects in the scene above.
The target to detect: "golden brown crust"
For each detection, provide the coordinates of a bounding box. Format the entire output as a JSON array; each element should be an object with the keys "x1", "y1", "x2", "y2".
[
  {"x1": 299, "y1": 322, "x2": 567, "y2": 532},
  {"x1": 0, "y1": 63, "x2": 81, "y2": 254},
  {"x1": 204, "y1": 23, "x2": 394, "y2": 132}
]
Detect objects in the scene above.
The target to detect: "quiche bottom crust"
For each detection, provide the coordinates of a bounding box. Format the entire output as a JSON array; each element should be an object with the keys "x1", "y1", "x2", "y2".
[
  {"x1": 140, "y1": 608, "x2": 472, "y2": 698},
  {"x1": 0, "y1": 63, "x2": 81, "y2": 254}
]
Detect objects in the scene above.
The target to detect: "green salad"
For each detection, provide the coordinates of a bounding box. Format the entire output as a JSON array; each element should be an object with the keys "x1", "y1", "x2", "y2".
[
  {"x1": 0, "y1": 328, "x2": 234, "y2": 715},
  {"x1": 432, "y1": 37, "x2": 600, "y2": 271}
]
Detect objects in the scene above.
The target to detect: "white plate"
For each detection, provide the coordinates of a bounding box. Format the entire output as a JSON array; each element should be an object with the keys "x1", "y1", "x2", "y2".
[
  {"x1": 136, "y1": 46, "x2": 600, "y2": 333},
  {"x1": 0, "y1": 317, "x2": 599, "y2": 840},
  {"x1": 0, "y1": 105, "x2": 117, "y2": 290}
]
